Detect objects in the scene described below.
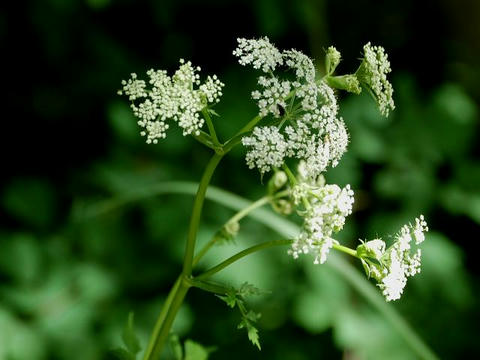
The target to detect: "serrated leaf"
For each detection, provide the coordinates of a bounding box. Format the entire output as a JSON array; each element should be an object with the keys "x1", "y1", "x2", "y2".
[
  {"x1": 184, "y1": 339, "x2": 215, "y2": 360},
  {"x1": 245, "y1": 310, "x2": 261, "y2": 323},
  {"x1": 247, "y1": 324, "x2": 261, "y2": 350},
  {"x1": 237, "y1": 318, "x2": 261, "y2": 350},
  {"x1": 121, "y1": 312, "x2": 141, "y2": 356},
  {"x1": 216, "y1": 292, "x2": 237, "y2": 308},
  {"x1": 110, "y1": 348, "x2": 135, "y2": 360},
  {"x1": 237, "y1": 282, "x2": 264, "y2": 298}
]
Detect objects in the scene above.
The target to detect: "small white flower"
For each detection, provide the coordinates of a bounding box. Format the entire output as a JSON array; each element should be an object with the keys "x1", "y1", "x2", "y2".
[
  {"x1": 359, "y1": 216, "x2": 429, "y2": 301},
  {"x1": 118, "y1": 60, "x2": 224, "y2": 143},
  {"x1": 242, "y1": 126, "x2": 288, "y2": 174},
  {"x1": 233, "y1": 37, "x2": 284, "y2": 73},
  {"x1": 357, "y1": 42, "x2": 395, "y2": 116},
  {"x1": 118, "y1": 73, "x2": 147, "y2": 101},
  {"x1": 289, "y1": 170, "x2": 354, "y2": 264},
  {"x1": 253, "y1": 76, "x2": 292, "y2": 117},
  {"x1": 413, "y1": 215, "x2": 428, "y2": 244},
  {"x1": 283, "y1": 49, "x2": 316, "y2": 83}
]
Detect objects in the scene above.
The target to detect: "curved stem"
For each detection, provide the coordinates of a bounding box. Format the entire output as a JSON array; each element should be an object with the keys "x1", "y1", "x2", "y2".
[
  {"x1": 182, "y1": 153, "x2": 223, "y2": 277},
  {"x1": 223, "y1": 115, "x2": 263, "y2": 153},
  {"x1": 192, "y1": 190, "x2": 290, "y2": 267},
  {"x1": 281, "y1": 164, "x2": 297, "y2": 186},
  {"x1": 142, "y1": 277, "x2": 181, "y2": 360},
  {"x1": 195, "y1": 239, "x2": 292, "y2": 281},
  {"x1": 202, "y1": 108, "x2": 221, "y2": 147},
  {"x1": 190, "y1": 279, "x2": 231, "y2": 295},
  {"x1": 146, "y1": 279, "x2": 190, "y2": 360},
  {"x1": 192, "y1": 131, "x2": 215, "y2": 150},
  {"x1": 332, "y1": 243, "x2": 359, "y2": 258},
  {"x1": 236, "y1": 114, "x2": 263, "y2": 137},
  {"x1": 145, "y1": 154, "x2": 223, "y2": 360}
]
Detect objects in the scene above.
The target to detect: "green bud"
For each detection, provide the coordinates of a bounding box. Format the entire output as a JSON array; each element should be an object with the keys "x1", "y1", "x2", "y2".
[
  {"x1": 273, "y1": 171, "x2": 287, "y2": 189},
  {"x1": 214, "y1": 221, "x2": 240, "y2": 244},
  {"x1": 271, "y1": 198, "x2": 293, "y2": 215},
  {"x1": 356, "y1": 239, "x2": 386, "y2": 260},
  {"x1": 325, "y1": 46, "x2": 341, "y2": 75},
  {"x1": 225, "y1": 220, "x2": 240, "y2": 236},
  {"x1": 268, "y1": 171, "x2": 288, "y2": 194},
  {"x1": 325, "y1": 74, "x2": 362, "y2": 94}
]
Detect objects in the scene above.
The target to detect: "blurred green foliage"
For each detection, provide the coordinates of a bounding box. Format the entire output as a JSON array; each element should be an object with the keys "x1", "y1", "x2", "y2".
[{"x1": 2, "y1": 0, "x2": 479, "y2": 359}]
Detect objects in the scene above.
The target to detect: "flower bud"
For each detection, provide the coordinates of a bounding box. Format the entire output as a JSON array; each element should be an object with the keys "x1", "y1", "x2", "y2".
[
  {"x1": 325, "y1": 74, "x2": 361, "y2": 94},
  {"x1": 268, "y1": 171, "x2": 288, "y2": 195},
  {"x1": 271, "y1": 199, "x2": 293, "y2": 215},
  {"x1": 325, "y1": 46, "x2": 341, "y2": 75},
  {"x1": 357, "y1": 239, "x2": 386, "y2": 260}
]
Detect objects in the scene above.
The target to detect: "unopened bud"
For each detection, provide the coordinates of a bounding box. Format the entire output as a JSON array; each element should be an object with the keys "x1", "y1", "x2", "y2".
[
  {"x1": 325, "y1": 46, "x2": 341, "y2": 75},
  {"x1": 325, "y1": 74, "x2": 361, "y2": 94}
]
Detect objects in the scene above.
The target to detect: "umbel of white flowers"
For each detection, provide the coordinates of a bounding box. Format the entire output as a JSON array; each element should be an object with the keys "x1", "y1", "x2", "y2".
[
  {"x1": 235, "y1": 37, "x2": 395, "y2": 180},
  {"x1": 287, "y1": 162, "x2": 429, "y2": 301},
  {"x1": 118, "y1": 59, "x2": 224, "y2": 144},
  {"x1": 357, "y1": 216, "x2": 429, "y2": 301},
  {"x1": 288, "y1": 161, "x2": 355, "y2": 265},
  {"x1": 236, "y1": 37, "x2": 348, "y2": 179}
]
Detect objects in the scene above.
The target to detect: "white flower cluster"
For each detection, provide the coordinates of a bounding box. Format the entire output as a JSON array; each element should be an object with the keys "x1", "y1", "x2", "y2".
[
  {"x1": 357, "y1": 43, "x2": 395, "y2": 116},
  {"x1": 118, "y1": 59, "x2": 224, "y2": 144},
  {"x1": 289, "y1": 165, "x2": 355, "y2": 265},
  {"x1": 358, "y1": 215, "x2": 429, "y2": 301},
  {"x1": 233, "y1": 37, "x2": 284, "y2": 73},
  {"x1": 236, "y1": 37, "x2": 349, "y2": 178}
]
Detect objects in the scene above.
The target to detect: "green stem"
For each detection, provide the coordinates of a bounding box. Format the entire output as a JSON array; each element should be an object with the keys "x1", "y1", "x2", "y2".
[
  {"x1": 192, "y1": 131, "x2": 215, "y2": 150},
  {"x1": 192, "y1": 190, "x2": 290, "y2": 267},
  {"x1": 332, "y1": 243, "x2": 359, "y2": 258},
  {"x1": 182, "y1": 153, "x2": 223, "y2": 277},
  {"x1": 142, "y1": 277, "x2": 181, "y2": 360},
  {"x1": 190, "y1": 279, "x2": 231, "y2": 295},
  {"x1": 237, "y1": 114, "x2": 263, "y2": 136},
  {"x1": 195, "y1": 239, "x2": 292, "y2": 281},
  {"x1": 282, "y1": 164, "x2": 297, "y2": 186},
  {"x1": 146, "y1": 278, "x2": 191, "y2": 360},
  {"x1": 202, "y1": 108, "x2": 221, "y2": 147},
  {"x1": 223, "y1": 115, "x2": 263, "y2": 153},
  {"x1": 145, "y1": 154, "x2": 223, "y2": 360}
]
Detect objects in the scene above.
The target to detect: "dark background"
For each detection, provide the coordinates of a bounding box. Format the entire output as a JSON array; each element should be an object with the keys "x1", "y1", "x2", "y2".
[{"x1": 1, "y1": 0, "x2": 479, "y2": 359}]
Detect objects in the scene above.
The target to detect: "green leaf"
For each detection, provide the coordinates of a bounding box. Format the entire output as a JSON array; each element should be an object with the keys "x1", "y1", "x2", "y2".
[
  {"x1": 216, "y1": 292, "x2": 237, "y2": 308},
  {"x1": 237, "y1": 282, "x2": 264, "y2": 298},
  {"x1": 244, "y1": 310, "x2": 261, "y2": 323},
  {"x1": 121, "y1": 312, "x2": 141, "y2": 356},
  {"x1": 82, "y1": 182, "x2": 438, "y2": 360},
  {"x1": 184, "y1": 339, "x2": 215, "y2": 360},
  {"x1": 238, "y1": 319, "x2": 261, "y2": 350}
]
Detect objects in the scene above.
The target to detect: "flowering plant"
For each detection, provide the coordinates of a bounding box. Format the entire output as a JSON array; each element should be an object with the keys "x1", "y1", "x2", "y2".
[{"x1": 116, "y1": 37, "x2": 429, "y2": 359}]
